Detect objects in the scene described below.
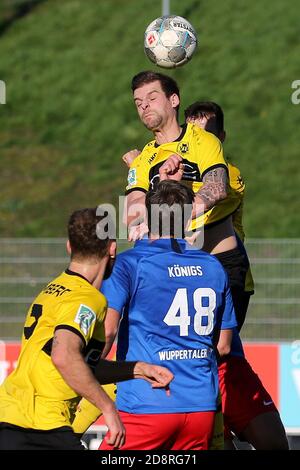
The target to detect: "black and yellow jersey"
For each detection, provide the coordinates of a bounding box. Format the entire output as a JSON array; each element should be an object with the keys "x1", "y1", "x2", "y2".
[
  {"x1": 125, "y1": 123, "x2": 241, "y2": 230},
  {"x1": 228, "y1": 163, "x2": 245, "y2": 241},
  {"x1": 227, "y1": 163, "x2": 254, "y2": 293},
  {"x1": 0, "y1": 270, "x2": 107, "y2": 430},
  {"x1": 126, "y1": 123, "x2": 226, "y2": 196},
  {"x1": 202, "y1": 161, "x2": 245, "y2": 232}
]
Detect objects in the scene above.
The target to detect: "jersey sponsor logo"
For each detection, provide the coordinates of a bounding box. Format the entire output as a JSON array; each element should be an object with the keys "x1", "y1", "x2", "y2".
[
  {"x1": 43, "y1": 283, "x2": 71, "y2": 297},
  {"x1": 74, "y1": 304, "x2": 96, "y2": 336},
  {"x1": 168, "y1": 264, "x2": 203, "y2": 277},
  {"x1": 127, "y1": 168, "x2": 137, "y2": 187},
  {"x1": 263, "y1": 400, "x2": 274, "y2": 406},
  {"x1": 148, "y1": 152, "x2": 157, "y2": 164},
  {"x1": 177, "y1": 142, "x2": 189, "y2": 154},
  {"x1": 158, "y1": 348, "x2": 210, "y2": 361}
]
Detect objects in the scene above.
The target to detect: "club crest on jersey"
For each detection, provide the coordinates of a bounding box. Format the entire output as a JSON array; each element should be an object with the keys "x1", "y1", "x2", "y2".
[
  {"x1": 74, "y1": 304, "x2": 96, "y2": 335},
  {"x1": 127, "y1": 168, "x2": 137, "y2": 187},
  {"x1": 177, "y1": 142, "x2": 189, "y2": 154}
]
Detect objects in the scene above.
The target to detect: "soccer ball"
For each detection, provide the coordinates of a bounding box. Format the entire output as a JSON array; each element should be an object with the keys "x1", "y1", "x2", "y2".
[{"x1": 144, "y1": 15, "x2": 197, "y2": 69}]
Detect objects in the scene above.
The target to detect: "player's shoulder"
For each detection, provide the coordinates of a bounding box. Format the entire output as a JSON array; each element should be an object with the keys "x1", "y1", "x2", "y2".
[
  {"x1": 114, "y1": 246, "x2": 143, "y2": 270},
  {"x1": 128, "y1": 141, "x2": 155, "y2": 170},
  {"x1": 66, "y1": 277, "x2": 107, "y2": 312},
  {"x1": 228, "y1": 160, "x2": 241, "y2": 177},
  {"x1": 187, "y1": 122, "x2": 221, "y2": 146},
  {"x1": 138, "y1": 140, "x2": 156, "y2": 157},
  {"x1": 227, "y1": 160, "x2": 245, "y2": 191}
]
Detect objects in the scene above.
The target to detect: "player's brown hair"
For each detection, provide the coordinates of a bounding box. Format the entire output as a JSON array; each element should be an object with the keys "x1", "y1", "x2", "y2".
[
  {"x1": 146, "y1": 180, "x2": 194, "y2": 238},
  {"x1": 184, "y1": 101, "x2": 224, "y2": 136},
  {"x1": 68, "y1": 208, "x2": 114, "y2": 260}
]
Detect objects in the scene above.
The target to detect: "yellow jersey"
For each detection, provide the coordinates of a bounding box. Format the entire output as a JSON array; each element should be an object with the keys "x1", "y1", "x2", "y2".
[
  {"x1": 228, "y1": 162, "x2": 245, "y2": 241},
  {"x1": 125, "y1": 123, "x2": 240, "y2": 230},
  {"x1": 0, "y1": 270, "x2": 107, "y2": 430},
  {"x1": 125, "y1": 124, "x2": 254, "y2": 292},
  {"x1": 227, "y1": 162, "x2": 254, "y2": 293}
]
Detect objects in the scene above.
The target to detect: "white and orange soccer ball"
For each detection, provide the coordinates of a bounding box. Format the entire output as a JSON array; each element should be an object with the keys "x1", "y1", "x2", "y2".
[{"x1": 144, "y1": 15, "x2": 197, "y2": 69}]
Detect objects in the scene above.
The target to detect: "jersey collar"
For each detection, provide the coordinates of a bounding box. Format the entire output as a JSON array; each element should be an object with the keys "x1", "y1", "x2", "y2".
[
  {"x1": 134, "y1": 238, "x2": 186, "y2": 253},
  {"x1": 65, "y1": 268, "x2": 90, "y2": 284},
  {"x1": 154, "y1": 123, "x2": 187, "y2": 148}
]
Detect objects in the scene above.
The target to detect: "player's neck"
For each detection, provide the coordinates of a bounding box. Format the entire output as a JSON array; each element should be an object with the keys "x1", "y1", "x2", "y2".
[
  {"x1": 68, "y1": 258, "x2": 107, "y2": 289},
  {"x1": 149, "y1": 234, "x2": 174, "y2": 240},
  {"x1": 154, "y1": 119, "x2": 182, "y2": 145}
]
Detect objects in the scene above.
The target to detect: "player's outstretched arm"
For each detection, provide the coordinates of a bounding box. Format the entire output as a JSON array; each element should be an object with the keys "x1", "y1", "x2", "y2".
[
  {"x1": 51, "y1": 328, "x2": 125, "y2": 448},
  {"x1": 193, "y1": 166, "x2": 228, "y2": 217},
  {"x1": 132, "y1": 362, "x2": 173, "y2": 394},
  {"x1": 123, "y1": 190, "x2": 146, "y2": 226},
  {"x1": 122, "y1": 149, "x2": 141, "y2": 167},
  {"x1": 94, "y1": 359, "x2": 174, "y2": 390}
]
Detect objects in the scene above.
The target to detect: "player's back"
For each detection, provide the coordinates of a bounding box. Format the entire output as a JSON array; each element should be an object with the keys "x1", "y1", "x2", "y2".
[
  {"x1": 0, "y1": 271, "x2": 106, "y2": 430},
  {"x1": 115, "y1": 239, "x2": 236, "y2": 414}
]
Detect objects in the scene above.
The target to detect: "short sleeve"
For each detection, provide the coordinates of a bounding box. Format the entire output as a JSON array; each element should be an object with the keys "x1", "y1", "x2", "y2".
[
  {"x1": 220, "y1": 275, "x2": 238, "y2": 330},
  {"x1": 55, "y1": 292, "x2": 107, "y2": 346},
  {"x1": 229, "y1": 163, "x2": 245, "y2": 196},
  {"x1": 125, "y1": 153, "x2": 150, "y2": 194},
  {"x1": 193, "y1": 128, "x2": 227, "y2": 178},
  {"x1": 101, "y1": 256, "x2": 131, "y2": 314}
]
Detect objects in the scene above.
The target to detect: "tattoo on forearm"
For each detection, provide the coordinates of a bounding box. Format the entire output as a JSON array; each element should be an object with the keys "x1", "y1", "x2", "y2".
[{"x1": 198, "y1": 167, "x2": 227, "y2": 210}]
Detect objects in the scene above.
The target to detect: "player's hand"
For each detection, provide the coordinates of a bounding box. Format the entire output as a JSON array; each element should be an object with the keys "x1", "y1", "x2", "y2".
[
  {"x1": 128, "y1": 222, "x2": 149, "y2": 241},
  {"x1": 133, "y1": 362, "x2": 174, "y2": 395},
  {"x1": 122, "y1": 149, "x2": 141, "y2": 168},
  {"x1": 102, "y1": 405, "x2": 126, "y2": 449},
  {"x1": 159, "y1": 154, "x2": 184, "y2": 181}
]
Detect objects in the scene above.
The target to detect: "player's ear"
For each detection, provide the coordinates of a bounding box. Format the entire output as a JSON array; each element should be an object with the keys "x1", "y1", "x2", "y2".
[
  {"x1": 108, "y1": 240, "x2": 117, "y2": 259},
  {"x1": 170, "y1": 93, "x2": 180, "y2": 109},
  {"x1": 66, "y1": 239, "x2": 72, "y2": 255}
]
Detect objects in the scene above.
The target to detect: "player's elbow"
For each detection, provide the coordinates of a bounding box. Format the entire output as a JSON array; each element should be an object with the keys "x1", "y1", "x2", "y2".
[{"x1": 51, "y1": 349, "x2": 69, "y2": 372}]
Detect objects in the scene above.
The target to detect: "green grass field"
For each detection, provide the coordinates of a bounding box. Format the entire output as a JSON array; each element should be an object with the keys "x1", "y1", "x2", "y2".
[{"x1": 0, "y1": 0, "x2": 299, "y2": 237}]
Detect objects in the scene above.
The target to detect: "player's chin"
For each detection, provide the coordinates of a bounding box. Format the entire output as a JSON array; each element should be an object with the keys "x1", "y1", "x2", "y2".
[{"x1": 143, "y1": 117, "x2": 161, "y2": 131}]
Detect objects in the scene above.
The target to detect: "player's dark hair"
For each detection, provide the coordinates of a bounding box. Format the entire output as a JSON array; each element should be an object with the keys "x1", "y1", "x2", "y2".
[
  {"x1": 68, "y1": 208, "x2": 114, "y2": 260},
  {"x1": 184, "y1": 101, "x2": 224, "y2": 135},
  {"x1": 131, "y1": 71, "x2": 180, "y2": 113},
  {"x1": 146, "y1": 181, "x2": 194, "y2": 238}
]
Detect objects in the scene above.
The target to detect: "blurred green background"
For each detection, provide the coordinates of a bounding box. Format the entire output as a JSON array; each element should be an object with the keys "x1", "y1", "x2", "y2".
[{"x1": 0, "y1": 0, "x2": 299, "y2": 237}]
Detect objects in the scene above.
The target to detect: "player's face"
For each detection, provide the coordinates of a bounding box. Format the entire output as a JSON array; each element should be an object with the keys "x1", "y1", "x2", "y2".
[{"x1": 133, "y1": 81, "x2": 176, "y2": 131}]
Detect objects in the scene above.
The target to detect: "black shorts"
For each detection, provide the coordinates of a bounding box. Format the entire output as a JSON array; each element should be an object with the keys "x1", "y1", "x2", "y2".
[
  {"x1": 214, "y1": 247, "x2": 249, "y2": 331},
  {"x1": 0, "y1": 423, "x2": 85, "y2": 451}
]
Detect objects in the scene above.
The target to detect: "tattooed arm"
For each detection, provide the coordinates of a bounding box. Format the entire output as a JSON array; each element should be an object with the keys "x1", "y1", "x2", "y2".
[{"x1": 193, "y1": 166, "x2": 228, "y2": 218}]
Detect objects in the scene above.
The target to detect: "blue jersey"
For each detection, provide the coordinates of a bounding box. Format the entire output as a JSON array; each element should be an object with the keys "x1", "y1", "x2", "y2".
[{"x1": 101, "y1": 238, "x2": 237, "y2": 414}]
